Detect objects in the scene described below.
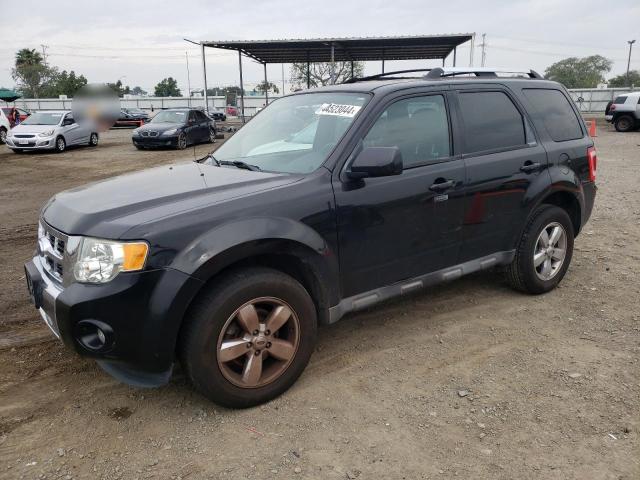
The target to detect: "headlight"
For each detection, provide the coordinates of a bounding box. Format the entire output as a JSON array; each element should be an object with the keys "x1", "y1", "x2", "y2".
[
  {"x1": 38, "y1": 129, "x2": 55, "y2": 137},
  {"x1": 162, "y1": 128, "x2": 178, "y2": 136},
  {"x1": 73, "y1": 237, "x2": 149, "y2": 284}
]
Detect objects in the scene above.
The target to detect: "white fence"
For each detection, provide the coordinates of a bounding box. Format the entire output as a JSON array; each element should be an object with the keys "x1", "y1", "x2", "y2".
[
  {"x1": 9, "y1": 89, "x2": 637, "y2": 115},
  {"x1": 12, "y1": 95, "x2": 279, "y2": 118}
]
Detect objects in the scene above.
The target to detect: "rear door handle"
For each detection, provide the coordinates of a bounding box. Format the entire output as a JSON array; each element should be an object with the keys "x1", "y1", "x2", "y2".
[
  {"x1": 520, "y1": 162, "x2": 541, "y2": 173},
  {"x1": 429, "y1": 179, "x2": 455, "y2": 192}
]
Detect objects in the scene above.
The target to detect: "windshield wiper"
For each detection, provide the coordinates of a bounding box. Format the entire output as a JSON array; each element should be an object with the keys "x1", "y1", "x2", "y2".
[
  {"x1": 218, "y1": 160, "x2": 261, "y2": 171},
  {"x1": 195, "y1": 153, "x2": 220, "y2": 165}
]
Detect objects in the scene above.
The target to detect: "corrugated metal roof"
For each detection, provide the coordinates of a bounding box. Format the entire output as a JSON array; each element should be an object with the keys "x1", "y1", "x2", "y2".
[{"x1": 202, "y1": 34, "x2": 473, "y2": 63}]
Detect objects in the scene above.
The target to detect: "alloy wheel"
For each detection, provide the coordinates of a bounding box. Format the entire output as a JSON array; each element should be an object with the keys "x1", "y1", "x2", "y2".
[
  {"x1": 178, "y1": 133, "x2": 187, "y2": 149},
  {"x1": 216, "y1": 297, "x2": 300, "y2": 388},
  {"x1": 533, "y1": 222, "x2": 567, "y2": 281},
  {"x1": 0, "y1": 129, "x2": 6, "y2": 143},
  {"x1": 56, "y1": 137, "x2": 65, "y2": 151}
]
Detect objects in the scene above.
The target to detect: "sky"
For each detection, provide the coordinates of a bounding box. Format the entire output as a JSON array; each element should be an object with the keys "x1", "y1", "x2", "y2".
[{"x1": 0, "y1": 0, "x2": 638, "y2": 95}]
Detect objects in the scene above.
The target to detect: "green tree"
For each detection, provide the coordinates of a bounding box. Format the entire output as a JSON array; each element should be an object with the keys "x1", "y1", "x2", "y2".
[
  {"x1": 154, "y1": 77, "x2": 181, "y2": 97},
  {"x1": 42, "y1": 70, "x2": 88, "y2": 97},
  {"x1": 131, "y1": 86, "x2": 147, "y2": 96},
  {"x1": 290, "y1": 61, "x2": 364, "y2": 89},
  {"x1": 608, "y1": 70, "x2": 640, "y2": 87},
  {"x1": 544, "y1": 55, "x2": 612, "y2": 88},
  {"x1": 107, "y1": 80, "x2": 131, "y2": 97},
  {"x1": 11, "y1": 48, "x2": 57, "y2": 98},
  {"x1": 254, "y1": 81, "x2": 279, "y2": 94}
]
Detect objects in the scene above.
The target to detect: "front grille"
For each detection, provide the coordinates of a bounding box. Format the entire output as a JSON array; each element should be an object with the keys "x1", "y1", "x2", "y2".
[
  {"x1": 39, "y1": 222, "x2": 67, "y2": 283},
  {"x1": 140, "y1": 131, "x2": 159, "y2": 137},
  {"x1": 14, "y1": 134, "x2": 35, "y2": 138}
]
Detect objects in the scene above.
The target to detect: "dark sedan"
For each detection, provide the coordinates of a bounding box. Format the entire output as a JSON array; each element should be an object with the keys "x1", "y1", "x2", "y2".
[{"x1": 132, "y1": 108, "x2": 215, "y2": 150}]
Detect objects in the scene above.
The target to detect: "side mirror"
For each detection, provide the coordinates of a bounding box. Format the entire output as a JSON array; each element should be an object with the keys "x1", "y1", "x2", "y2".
[
  {"x1": 63, "y1": 118, "x2": 74, "y2": 126},
  {"x1": 347, "y1": 146, "x2": 403, "y2": 179}
]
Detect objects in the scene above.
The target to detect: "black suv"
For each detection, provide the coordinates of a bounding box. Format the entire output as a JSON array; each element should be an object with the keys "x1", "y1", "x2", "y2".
[{"x1": 25, "y1": 68, "x2": 597, "y2": 407}]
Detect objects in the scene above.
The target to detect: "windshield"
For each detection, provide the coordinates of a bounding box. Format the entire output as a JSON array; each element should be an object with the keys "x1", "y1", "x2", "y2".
[
  {"x1": 127, "y1": 108, "x2": 144, "y2": 114},
  {"x1": 151, "y1": 110, "x2": 188, "y2": 123},
  {"x1": 213, "y1": 92, "x2": 369, "y2": 174},
  {"x1": 21, "y1": 112, "x2": 63, "y2": 125}
]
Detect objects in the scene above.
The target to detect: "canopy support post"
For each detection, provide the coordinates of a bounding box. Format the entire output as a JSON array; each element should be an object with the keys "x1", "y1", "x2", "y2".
[
  {"x1": 263, "y1": 62, "x2": 269, "y2": 105},
  {"x1": 306, "y1": 55, "x2": 310, "y2": 89},
  {"x1": 453, "y1": 46, "x2": 457, "y2": 67},
  {"x1": 200, "y1": 42, "x2": 209, "y2": 114},
  {"x1": 350, "y1": 61, "x2": 354, "y2": 79},
  {"x1": 238, "y1": 50, "x2": 245, "y2": 123},
  {"x1": 382, "y1": 48, "x2": 385, "y2": 73},
  {"x1": 330, "y1": 43, "x2": 335, "y2": 85}
]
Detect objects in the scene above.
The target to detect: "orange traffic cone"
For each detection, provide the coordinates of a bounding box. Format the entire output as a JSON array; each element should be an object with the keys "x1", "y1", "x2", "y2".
[{"x1": 587, "y1": 119, "x2": 597, "y2": 137}]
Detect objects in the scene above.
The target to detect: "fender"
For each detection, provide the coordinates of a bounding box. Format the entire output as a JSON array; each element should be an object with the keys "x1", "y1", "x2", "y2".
[{"x1": 170, "y1": 216, "x2": 341, "y2": 309}]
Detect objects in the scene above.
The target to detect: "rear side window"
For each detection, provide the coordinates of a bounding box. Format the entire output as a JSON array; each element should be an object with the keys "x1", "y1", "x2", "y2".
[
  {"x1": 458, "y1": 91, "x2": 526, "y2": 153},
  {"x1": 613, "y1": 96, "x2": 627, "y2": 104},
  {"x1": 523, "y1": 89, "x2": 583, "y2": 142}
]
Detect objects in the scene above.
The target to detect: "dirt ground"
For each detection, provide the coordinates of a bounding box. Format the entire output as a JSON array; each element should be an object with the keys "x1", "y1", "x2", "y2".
[{"x1": 0, "y1": 125, "x2": 638, "y2": 480}]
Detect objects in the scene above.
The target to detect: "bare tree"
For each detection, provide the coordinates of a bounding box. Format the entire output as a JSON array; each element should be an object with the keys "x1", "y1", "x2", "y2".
[{"x1": 290, "y1": 62, "x2": 364, "y2": 89}]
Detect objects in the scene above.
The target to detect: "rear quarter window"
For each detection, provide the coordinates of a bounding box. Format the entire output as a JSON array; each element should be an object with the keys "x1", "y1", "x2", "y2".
[
  {"x1": 613, "y1": 96, "x2": 628, "y2": 104},
  {"x1": 522, "y1": 89, "x2": 583, "y2": 142}
]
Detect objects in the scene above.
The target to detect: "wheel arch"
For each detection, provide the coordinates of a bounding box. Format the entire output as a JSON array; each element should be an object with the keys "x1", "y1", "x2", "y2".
[{"x1": 538, "y1": 189, "x2": 582, "y2": 236}]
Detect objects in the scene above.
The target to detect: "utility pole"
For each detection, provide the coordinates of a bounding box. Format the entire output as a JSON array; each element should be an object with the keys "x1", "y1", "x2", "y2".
[
  {"x1": 40, "y1": 44, "x2": 49, "y2": 65},
  {"x1": 479, "y1": 33, "x2": 487, "y2": 67},
  {"x1": 281, "y1": 63, "x2": 285, "y2": 95},
  {"x1": 185, "y1": 52, "x2": 191, "y2": 107},
  {"x1": 627, "y1": 40, "x2": 636, "y2": 87}
]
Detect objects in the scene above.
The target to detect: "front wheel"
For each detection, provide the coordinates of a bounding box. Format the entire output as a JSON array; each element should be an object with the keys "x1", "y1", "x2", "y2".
[
  {"x1": 177, "y1": 132, "x2": 187, "y2": 150},
  {"x1": 0, "y1": 127, "x2": 6, "y2": 144},
  {"x1": 88, "y1": 132, "x2": 99, "y2": 146},
  {"x1": 55, "y1": 136, "x2": 66, "y2": 153},
  {"x1": 506, "y1": 205, "x2": 574, "y2": 294},
  {"x1": 179, "y1": 267, "x2": 317, "y2": 408},
  {"x1": 208, "y1": 128, "x2": 216, "y2": 143}
]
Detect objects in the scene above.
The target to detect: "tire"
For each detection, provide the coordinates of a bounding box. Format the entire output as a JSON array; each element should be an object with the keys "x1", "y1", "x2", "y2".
[
  {"x1": 208, "y1": 128, "x2": 216, "y2": 143},
  {"x1": 88, "y1": 132, "x2": 99, "y2": 146},
  {"x1": 179, "y1": 267, "x2": 317, "y2": 408},
  {"x1": 11, "y1": 148, "x2": 22, "y2": 154},
  {"x1": 55, "y1": 136, "x2": 66, "y2": 153},
  {"x1": 177, "y1": 132, "x2": 187, "y2": 150},
  {"x1": 0, "y1": 127, "x2": 6, "y2": 144},
  {"x1": 135, "y1": 145, "x2": 145, "y2": 150},
  {"x1": 506, "y1": 205, "x2": 574, "y2": 294},
  {"x1": 614, "y1": 115, "x2": 635, "y2": 132}
]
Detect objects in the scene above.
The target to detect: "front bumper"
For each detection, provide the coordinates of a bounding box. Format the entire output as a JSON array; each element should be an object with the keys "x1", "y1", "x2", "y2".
[
  {"x1": 132, "y1": 135, "x2": 179, "y2": 148},
  {"x1": 605, "y1": 115, "x2": 613, "y2": 123},
  {"x1": 6, "y1": 136, "x2": 55, "y2": 150},
  {"x1": 24, "y1": 254, "x2": 203, "y2": 386}
]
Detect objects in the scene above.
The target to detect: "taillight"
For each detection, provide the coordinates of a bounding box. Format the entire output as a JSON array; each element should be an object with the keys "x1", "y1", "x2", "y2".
[
  {"x1": 587, "y1": 146, "x2": 597, "y2": 182},
  {"x1": 609, "y1": 104, "x2": 616, "y2": 111}
]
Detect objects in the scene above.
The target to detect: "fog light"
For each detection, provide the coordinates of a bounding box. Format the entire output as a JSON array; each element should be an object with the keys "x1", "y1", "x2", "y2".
[{"x1": 76, "y1": 319, "x2": 114, "y2": 352}]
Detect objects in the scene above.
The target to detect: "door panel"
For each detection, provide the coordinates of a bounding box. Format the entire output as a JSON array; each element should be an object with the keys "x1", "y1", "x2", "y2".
[{"x1": 333, "y1": 92, "x2": 466, "y2": 298}]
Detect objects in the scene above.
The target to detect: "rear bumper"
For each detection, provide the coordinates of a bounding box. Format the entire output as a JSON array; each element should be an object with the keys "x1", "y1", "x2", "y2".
[
  {"x1": 581, "y1": 181, "x2": 597, "y2": 229},
  {"x1": 24, "y1": 256, "x2": 203, "y2": 386}
]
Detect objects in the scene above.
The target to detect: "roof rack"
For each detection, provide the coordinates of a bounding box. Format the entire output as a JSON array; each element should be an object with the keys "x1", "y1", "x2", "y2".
[{"x1": 344, "y1": 67, "x2": 543, "y2": 83}]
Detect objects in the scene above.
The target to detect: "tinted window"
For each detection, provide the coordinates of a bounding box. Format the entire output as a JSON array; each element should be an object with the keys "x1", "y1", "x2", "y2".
[
  {"x1": 613, "y1": 96, "x2": 627, "y2": 104},
  {"x1": 458, "y1": 91, "x2": 526, "y2": 153},
  {"x1": 363, "y1": 95, "x2": 450, "y2": 168},
  {"x1": 523, "y1": 89, "x2": 583, "y2": 142}
]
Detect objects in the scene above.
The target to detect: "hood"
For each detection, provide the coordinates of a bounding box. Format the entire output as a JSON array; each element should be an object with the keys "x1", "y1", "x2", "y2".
[
  {"x1": 11, "y1": 123, "x2": 59, "y2": 135},
  {"x1": 138, "y1": 122, "x2": 182, "y2": 133},
  {"x1": 42, "y1": 162, "x2": 300, "y2": 238}
]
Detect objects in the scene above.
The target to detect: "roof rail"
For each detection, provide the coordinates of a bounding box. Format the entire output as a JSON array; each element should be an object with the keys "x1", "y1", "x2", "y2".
[
  {"x1": 343, "y1": 69, "x2": 434, "y2": 83},
  {"x1": 425, "y1": 67, "x2": 543, "y2": 79}
]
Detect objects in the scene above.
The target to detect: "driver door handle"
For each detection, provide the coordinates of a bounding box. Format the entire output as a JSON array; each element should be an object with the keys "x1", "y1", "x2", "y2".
[
  {"x1": 429, "y1": 179, "x2": 455, "y2": 192},
  {"x1": 520, "y1": 161, "x2": 541, "y2": 173}
]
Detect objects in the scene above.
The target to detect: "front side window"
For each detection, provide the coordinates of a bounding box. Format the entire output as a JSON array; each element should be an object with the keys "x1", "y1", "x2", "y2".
[
  {"x1": 458, "y1": 91, "x2": 526, "y2": 154},
  {"x1": 523, "y1": 88, "x2": 583, "y2": 142},
  {"x1": 362, "y1": 95, "x2": 450, "y2": 168},
  {"x1": 213, "y1": 92, "x2": 369, "y2": 174}
]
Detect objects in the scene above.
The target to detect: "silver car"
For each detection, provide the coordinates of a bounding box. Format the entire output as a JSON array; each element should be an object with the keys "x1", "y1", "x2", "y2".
[{"x1": 5, "y1": 110, "x2": 99, "y2": 153}]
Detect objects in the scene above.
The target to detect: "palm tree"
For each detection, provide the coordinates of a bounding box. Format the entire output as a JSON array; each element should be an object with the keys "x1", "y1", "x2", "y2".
[
  {"x1": 15, "y1": 48, "x2": 44, "y2": 68},
  {"x1": 12, "y1": 48, "x2": 51, "y2": 98}
]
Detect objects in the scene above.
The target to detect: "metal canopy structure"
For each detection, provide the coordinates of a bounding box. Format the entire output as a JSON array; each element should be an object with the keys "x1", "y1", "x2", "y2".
[{"x1": 196, "y1": 34, "x2": 475, "y2": 122}]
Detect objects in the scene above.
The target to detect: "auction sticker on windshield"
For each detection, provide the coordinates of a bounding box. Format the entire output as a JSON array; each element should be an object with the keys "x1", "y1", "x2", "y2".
[{"x1": 316, "y1": 103, "x2": 362, "y2": 117}]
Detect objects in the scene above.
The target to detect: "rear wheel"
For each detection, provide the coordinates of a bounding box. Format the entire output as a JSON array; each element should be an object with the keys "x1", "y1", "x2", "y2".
[
  {"x1": 55, "y1": 136, "x2": 66, "y2": 153},
  {"x1": 614, "y1": 115, "x2": 635, "y2": 132},
  {"x1": 180, "y1": 267, "x2": 317, "y2": 408},
  {"x1": 506, "y1": 205, "x2": 574, "y2": 294}
]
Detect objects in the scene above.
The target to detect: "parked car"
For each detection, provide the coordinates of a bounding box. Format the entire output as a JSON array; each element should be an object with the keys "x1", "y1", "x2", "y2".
[
  {"x1": 226, "y1": 105, "x2": 238, "y2": 116},
  {"x1": 209, "y1": 108, "x2": 227, "y2": 122},
  {"x1": 1, "y1": 106, "x2": 30, "y2": 126},
  {"x1": 113, "y1": 108, "x2": 149, "y2": 127},
  {"x1": 606, "y1": 92, "x2": 640, "y2": 132},
  {"x1": 6, "y1": 110, "x2": 99, "y2": 153},
  {"x1": 122, "y1": 107, "x2": 149, "y2": 121},
  {"x1": 25, "y1": 68, "x2": 596, "y2": 408},
  {"x1": 0, "y1": 108, "x2": 10, "y2": 144},
  {"x1": 132, "y1": 108, "x2": 215, "y2": 150}
]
